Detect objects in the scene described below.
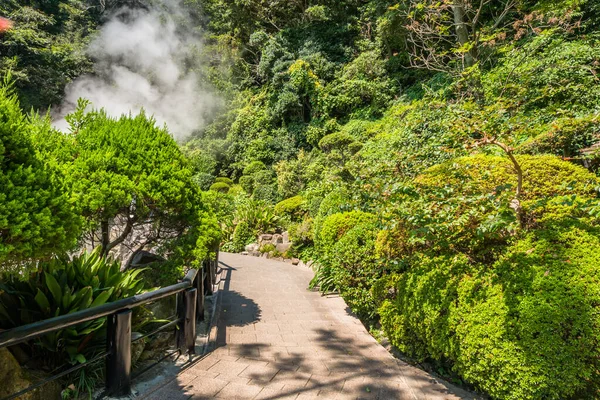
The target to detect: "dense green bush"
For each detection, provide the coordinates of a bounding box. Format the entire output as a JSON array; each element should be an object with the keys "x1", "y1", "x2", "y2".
[
  {"x1": 232, "y1": 220, "x2": 255, "y2": 252},
  {"x1": 239, "y1": 175, "x2": 254, "y2": 193},
  {"x1": 0, "y1": 83, "x2": 80, "y2": 268},
  {"x1": 210, "y1": 182, "x2": 231, "y2": 193},
  {"x1": 274, "y1": 195, "x2": 306, "y2": 221},
  {"x1": 316, "y1": 211, "x2": 376, "y2": 255},
  {"x1": 215, "y1": 177, "x2": 234, "y2": 185},
  {"x1": 377, "y1": 222, "x2": 600, "y2": 399},
  {"x1": 328, "y1": 222, "x2": 381, "y2": 321}
]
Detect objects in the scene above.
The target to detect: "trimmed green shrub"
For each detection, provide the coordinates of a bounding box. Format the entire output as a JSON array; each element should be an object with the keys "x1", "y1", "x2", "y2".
[
  {"x1": 0, "y1": 84, "x2": 81, "y2": 267},
  {"x1": 316, "y1": 211, "x2": 377, "y2": 256},
  {"x1": 377, "y1": 222, "x2": 600, "y2": 399},
  {"x1": 243, "y1": 160, "x2": 267, "y2": 176},
  {"x1": 215, "y1": 176, "x2": 234, "y2": 186},
  {"x1": 209, "y1": 182, "x2": 231, "y2": 193},
  {"x1": 329, "y1": 222, "x2": 381, "y2": 321},
  {"x1": 252, "y1": 184, "x2": 279, "y2": 203},
  {"x1": 274, "y1": 195, "x2": 306, "y2": 221},
  {"x1": 416, "y1": 154, "x2": 598, "y2": 201},
  {"x1": 232, "y1": 220, "x2": 255, "y2": 252}
]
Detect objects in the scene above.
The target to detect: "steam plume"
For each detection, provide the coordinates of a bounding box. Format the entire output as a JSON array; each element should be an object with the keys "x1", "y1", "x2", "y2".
[{"x1": 55, "y1": 1, "x2": 219, "y2": 139}]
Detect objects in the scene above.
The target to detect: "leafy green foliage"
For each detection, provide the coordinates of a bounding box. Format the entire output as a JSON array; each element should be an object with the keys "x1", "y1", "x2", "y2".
[
  {"x1": 0, "y1": 0, "x2": 96, "y2": 110},
  {"x1": 210, "y1": 182, "x2": 231, "y2": 193},
  {"x1": 0, "y1": 248, "x2": 147, "y2": 367},
  {"x1": 376, "y1": 223, "x2": 600, "y2": 399},
  {"x1": 274, "y1": 196, "x2": 306, "y2": 222},
  {"x1": 0, "y1": 82, "x2": 80, "y2": 268}
]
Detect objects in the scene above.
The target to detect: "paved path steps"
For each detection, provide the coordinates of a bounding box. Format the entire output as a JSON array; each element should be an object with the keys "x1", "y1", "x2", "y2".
[{"x1": 143, "y1": 253, "x2": 474, "y2": 400}]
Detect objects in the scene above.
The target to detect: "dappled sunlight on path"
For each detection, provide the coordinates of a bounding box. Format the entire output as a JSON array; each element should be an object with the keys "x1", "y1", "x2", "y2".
[{"x1": 142, "y1": 253, "x2": 475, "y2": 400}]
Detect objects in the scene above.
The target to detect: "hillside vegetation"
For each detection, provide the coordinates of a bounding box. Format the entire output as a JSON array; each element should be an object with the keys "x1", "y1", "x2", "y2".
[
  {"x1": 185, "y1": 1, "x2": 600, "y2": 398},
  {"x1": 3, "y1": 0, "x2": 600, "y2": 398}
]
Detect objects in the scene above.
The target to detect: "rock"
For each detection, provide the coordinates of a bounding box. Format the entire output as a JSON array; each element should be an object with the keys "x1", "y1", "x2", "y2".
[
  {"x1": 245, "y1": 243, "x2": 259, "y2": 252},
  {"x1": 276, "y1": 243, "x2": 292, "y2": 253},
  {"x1": 271, "y1": 234, "x2": 283, "y2": 244},
  {"x1": 0, "y1": 348, "x2": 60, "y2": 400},
  {"x1": 241, "y1": 251, "x2": 249, "y2": 255},
  {"x1": 282, "y1": 231, "x2": 290, "y2": 243},
  {"x1": 130, "y1": 251, "x2": 166, "y2": 267},
  {"x1": 258, "y1": 234, "x2": 273, "y2": 244},
  {"x1": 250, "y1": 251, "x2": 261, "y2": 257},
  {"x1": 131, "y1": 333, "x2": 146, "y2": 365},
  {"x1": 145, "y1": 331, "x2": 174, "y2": 350},
  {"x1": 262, "y1": 253, "x2": 269, "y2": 258},
  {"x1": 291, "y1": 258, "x2": 300, "y2": 265}
]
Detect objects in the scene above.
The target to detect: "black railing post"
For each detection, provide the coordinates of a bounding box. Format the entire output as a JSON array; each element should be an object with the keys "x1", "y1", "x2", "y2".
[
  {"x1": 204, "y1": 259, "x2": 214, "y2": 296},
  {"x1": 106, "y1": 309, "x2": 132, "y2": 396},
  {"x1": 177, "y1": 288, "x2": 197, "y2": 356},
  {"x1": 195, "y1": 272, "x2": 205, "y2": 322}
]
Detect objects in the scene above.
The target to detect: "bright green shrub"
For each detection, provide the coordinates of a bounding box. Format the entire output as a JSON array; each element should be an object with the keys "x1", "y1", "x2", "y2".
[
  {"x1": 193, "y1": 172, "x2": 215, "y2": 191},
  {"x1": 0, "y1": 83, "x2": 80, "y2": 267},
  {"x1": 289, "y1": 217, "x2": 314, "y2": 246},
  {"x1": 404, "y1": 155, "x2": 599, "y2": 258},
  {"x1": 210, "y1": 182, "x2": 231, "y2": 193},
  {"x1": 316, "y1": 211, "x2": 377, "y2": 256},
  {"x1": 232, "y1": 220, "x2": 255, "y2": 252},
  {"x1": 243, "y1": 160, "x2": 267, "y2": 176},
  {"x1": 417, "y1": 154, "x2": 598, "y2": 201},
  {"x1": 318, "y1": 132, "x2": 355, "y2": 153},
  {"x1": 259, "y1": 243, "x2": 276, "y2": 253},
  {"x1": 215, "y1": 176, "x2": 234, "y2": 185},
  {"x1": 252, "y1": 184, "x2": 279, "y2": 203},
  {"x1": 274, "y1": 196, "x2": 306, "y2": 221},
  {"x1": 378, "y1": 223, "x2": 600, "y2": 399},
  {"x1": 328, "y1": 222, "x2": 381, "y2": 321}
]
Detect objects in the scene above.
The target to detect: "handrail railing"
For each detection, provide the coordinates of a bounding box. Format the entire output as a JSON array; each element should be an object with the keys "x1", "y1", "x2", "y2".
[{"x1": 0, "y1": 248, "x2": 219, "y2": 399}]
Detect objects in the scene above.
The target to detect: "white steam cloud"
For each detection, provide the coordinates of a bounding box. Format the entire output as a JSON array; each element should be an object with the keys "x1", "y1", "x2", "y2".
[{"x1": 55, "y1": 1, "x2": 219, "y2": 139}]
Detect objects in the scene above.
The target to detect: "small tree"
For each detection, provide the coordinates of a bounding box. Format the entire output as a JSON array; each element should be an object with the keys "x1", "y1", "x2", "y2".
[{"x1": 43, "y1": 104, "x2": 216, "y2": 267}]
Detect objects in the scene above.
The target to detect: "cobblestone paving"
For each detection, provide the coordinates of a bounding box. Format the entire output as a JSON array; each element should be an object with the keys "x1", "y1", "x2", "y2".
[{"x1": 143, "y1": 253, "x2": 475, "y2": 400}]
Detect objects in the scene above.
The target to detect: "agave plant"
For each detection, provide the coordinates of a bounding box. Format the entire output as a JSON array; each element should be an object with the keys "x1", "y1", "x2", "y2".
[{"x1": 0, "y1": 247, "x2": 148, "y2": 367}]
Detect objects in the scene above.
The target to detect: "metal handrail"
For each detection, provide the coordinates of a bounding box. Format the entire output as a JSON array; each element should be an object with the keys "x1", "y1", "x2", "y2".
[
  {"x1": 0, "y1": 247, "x2": 220, "y2": 399},
  {"x1": 0, "y1": 269, "x2": 198, "y2": 349}
]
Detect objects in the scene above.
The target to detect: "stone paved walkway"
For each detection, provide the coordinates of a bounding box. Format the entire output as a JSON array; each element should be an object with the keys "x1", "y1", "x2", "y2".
[{"x1": 144, "y1": 253, "x2": 475, "y2": 400}]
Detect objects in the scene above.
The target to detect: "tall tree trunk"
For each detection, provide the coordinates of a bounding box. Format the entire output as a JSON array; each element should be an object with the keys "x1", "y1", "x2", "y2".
[{"x1": 451, "y1": 2, "x2": 474, "y2": 68}]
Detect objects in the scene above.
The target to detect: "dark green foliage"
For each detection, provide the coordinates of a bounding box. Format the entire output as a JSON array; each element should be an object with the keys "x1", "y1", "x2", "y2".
[
  {"x1": 0, "y1": 248, "x2": 147, "y2": 368},
  {"x1": 239, "y1": 175, "x2": 255, "y2": 193},
  {"x1": 243, "y1": 160, "x2": 266, "y2": 175},
  {"x1": 0, "y1": 1, "x2": 96, "y2": 110},
  {"x1": 0, "y1": 83, "x2": 80, "y2": 267}
]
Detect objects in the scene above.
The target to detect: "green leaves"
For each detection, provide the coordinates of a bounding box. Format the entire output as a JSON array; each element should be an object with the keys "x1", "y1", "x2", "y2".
[
  {"x1": 0, "y1": 250, "x2": 148, "y2": 368},
  {"x1": 0, "y1": 82, "x2": 81, "y2": 269}
]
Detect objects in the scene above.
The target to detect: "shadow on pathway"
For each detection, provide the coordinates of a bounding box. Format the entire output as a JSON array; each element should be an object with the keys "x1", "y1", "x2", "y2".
[{"x1": 142, "y1": 253, "x2": 477, "y2": 400}]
